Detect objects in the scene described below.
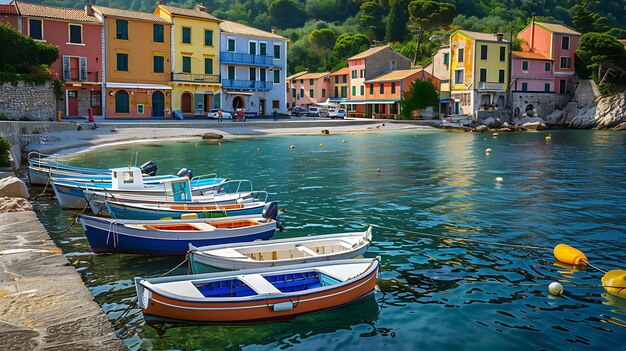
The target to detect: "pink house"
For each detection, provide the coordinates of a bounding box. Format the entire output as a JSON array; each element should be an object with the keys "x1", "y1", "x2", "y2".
[
  {"x1": 511, "y1": 51, "x2": 554, "y2": 92},
  {"x1": 0, "y1": 4, "x2": 19, "y2": 28},
  {"x1": 290, "y1": 72, "x2": 330, "y2": 106},
  {"x1": 5, "y1": 1, "x2": 103, "y2": 117},
  {"x1": 517, "y1": 18, "x2": 580, "y2": 94}
]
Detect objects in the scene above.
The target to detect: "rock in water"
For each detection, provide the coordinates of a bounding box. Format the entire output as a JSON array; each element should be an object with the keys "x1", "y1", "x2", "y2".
[
  {"x1": 0, "y1": 176, "x2": 29, "y2": 198},
  {"x1": 0, "y1": 196, "x2": 32, "y2": 213},
  {"x1": 474, "y1": 125, "x2": 488, "y2": 132},
  {"x1": 202, "y1": 133, "x2": 224, "y2": 140}
]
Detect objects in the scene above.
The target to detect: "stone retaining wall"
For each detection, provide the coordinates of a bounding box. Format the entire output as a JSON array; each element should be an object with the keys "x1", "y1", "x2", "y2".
[{"x1": 0, "y1": 81, "x2": 56, "y2": 121}]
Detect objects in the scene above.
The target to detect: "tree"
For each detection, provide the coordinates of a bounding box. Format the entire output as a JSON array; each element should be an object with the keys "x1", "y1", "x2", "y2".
[
  {"x1": 385, "y1": 0, "x2": 410, "y2": 42},
  {"x1": 571, "y1": 0, "x2": 608, "y2": 34},
  {"x1": 309, "y1": 28, "x2": 337, "y2": 49},
  {"x1": 333, "y1": 33, "x2": 371, "y2": 58},
  {"x1": 358, "y1": 1, "x2": 385, "y2": 40},
  {"x1": 0, "y1": 24, "x2": 58, "y2": 75},
  {"x1": 408, "y1": 0, "x2": 456, "y2": 65},
  {"x1": 269, "y1": 0, "x2": 307, "y2": 29},
  {"x1": 400, "y1": 78, "x2": 439, "y2": 119},
  {"x1": 576, "y1": 32, "x2": 626, "y2": 82}
]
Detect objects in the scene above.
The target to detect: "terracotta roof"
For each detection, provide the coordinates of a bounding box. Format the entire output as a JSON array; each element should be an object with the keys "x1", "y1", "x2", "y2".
[
  {"x1": 287, "y1": 71, "x2": 308, "y2": 80},
  {"x1": 512, "y1": 51, "x2": 553, "y2": 60},
  {"x1": 456, "y1": 30, "x2": 509, "y2": 43},
  {"x1": 297, "y1": 72, "x2": 329, "y2": 80},
  {"x1": 535, "y1": 22, "x2": 580, "y2": 35},
  {"x1": 618, "y1": 39, "x2": 626, "y2": 45},
  {"x1": 330, "y1": 67, "x2": 349, "y2": 76},
  {"x1": 93, "y1": 5, "x2": 170, "y2": 24},
  {"x1": 159, "y1": 5, "x2": 219, "y2": 21},
  {"x1": 348, "y1": 45, "x2": 390, "y2": 60},
  {"x1": 14, "y1": 1, "x2": 100, "y2": 23},
  {"x1": 366, "y1": 69, "x2": 426, "y2": 83},
  {"x1": 0, "y1": 4, "x2": 18, "y2": 15},
  {"x1": 219, "y1": 20, "x2": 286, "y2": 41}
]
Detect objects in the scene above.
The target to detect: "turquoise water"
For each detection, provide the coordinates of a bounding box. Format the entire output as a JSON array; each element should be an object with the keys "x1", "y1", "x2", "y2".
[{"x1": 32, "y1": 129, "x2": 626, "y2": 350}]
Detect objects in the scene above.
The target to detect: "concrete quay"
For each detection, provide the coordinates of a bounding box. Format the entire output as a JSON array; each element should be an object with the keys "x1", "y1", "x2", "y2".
[{"x1": 0, "y1": 210, "x2": 126, "y2": 350}]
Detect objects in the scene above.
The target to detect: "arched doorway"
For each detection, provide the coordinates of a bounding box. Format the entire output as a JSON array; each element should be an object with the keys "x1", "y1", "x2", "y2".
[
  {"x1": 525, "y1": 104, "x2": 534, "y2": 115},
  {"x1": 115, "y1": 90, "x2": 129, "y2": 114},
  {"x1": 152, "y1": 91, "x2": 164, "y2": 117},
  {"x1": 181, "y1": 92, "x2": 192, "y2": 113},
  {"x1": 232, "y1": 96, "x2": 244, "y2": 111},
  {"x1": 496, "y1": 95, "x2": 505, "y2": 109}
]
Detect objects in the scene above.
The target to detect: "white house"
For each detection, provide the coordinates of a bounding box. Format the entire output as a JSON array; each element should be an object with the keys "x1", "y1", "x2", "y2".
[{"x1": 218, "y1": 21, "x2": 288, "y2": 116}]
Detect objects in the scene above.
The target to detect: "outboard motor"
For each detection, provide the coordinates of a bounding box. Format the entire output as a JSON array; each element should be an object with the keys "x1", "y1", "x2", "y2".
[
  {"x1": 261, "y1": 202, "x2": 284, "y2": 231},
  {"x1": 177, "y1": 168, "x2": 193, "y2": 179},
  {"x1": 139, "y1": 160, "x2": 157, "y2": 176}
]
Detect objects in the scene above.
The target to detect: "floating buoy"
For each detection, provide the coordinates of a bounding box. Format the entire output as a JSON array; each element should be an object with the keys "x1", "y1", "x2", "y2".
[
  {"x1": 494, "y1": 177, "x2": 503, "y2": 183},
  {"x1": 548, "y1": 282, "x2": 564, "y2": 296},
  {"x1": 601, "y1": 270, "x2": 626, "y2": 298},
  {"x1": 194, "y1": 143, "x2": 198, "y2": 147},
  {"x1": 546, "y1": 135, "x2": 552, "y2": 141},
  {"x1": 554, "y1": 244, "x2": 587, "y2": 266},
  {"x1": 485, "y1": 148, "x2": 492, "y2": 154},
  {"x1": 376, "y1": 168, "x2": 381, "y2": 173},
  {"x1": 256, "y1": 147, "x2": 260, "y2": 152},
  {"x1": 342, "y1": 140, "x2": 347, "y2": 143},
  {"x1": 493, "y1": 132, "x2": 499, "y2": 138},
  {"x1": 320, "y1": 143, "x2": 324, "y2": 147},
  {"x1": 290, "y1": 145, "x2": 295, "y2": 149}
]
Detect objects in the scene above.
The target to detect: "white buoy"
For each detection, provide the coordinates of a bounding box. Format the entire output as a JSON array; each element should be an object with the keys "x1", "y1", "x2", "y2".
[
  {"x1": 548, "y1": 282, "x2": 564, "y2": 296},
  {"x1": 494, "y1": 177, "x2": 503, "y2": 183}
]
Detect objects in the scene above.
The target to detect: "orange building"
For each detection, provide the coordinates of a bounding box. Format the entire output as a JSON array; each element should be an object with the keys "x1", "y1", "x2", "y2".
[
  {"x1": 93, "y1": 6, "x2": 172, "y2": 118},
  {"x1": 330, "y1": 67, "x2": 349, "y2": 100}
]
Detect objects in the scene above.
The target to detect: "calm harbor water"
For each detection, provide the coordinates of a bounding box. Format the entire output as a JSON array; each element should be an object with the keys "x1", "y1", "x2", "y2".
[{"x1": 32, "y1": 129, "x2": 626, "y2": 350}]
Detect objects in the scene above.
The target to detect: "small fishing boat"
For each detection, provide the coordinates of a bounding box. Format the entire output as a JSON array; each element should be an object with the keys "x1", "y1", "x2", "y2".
[
  {"x1": 79, "y1": 203, "x2": 278, "y2": 255},
  {"x1": 134, "y1": 257, "x2": 380, "y2": 323},
  {"x1": 189, "y1": 226, "x2": 373, "y2": 271}
]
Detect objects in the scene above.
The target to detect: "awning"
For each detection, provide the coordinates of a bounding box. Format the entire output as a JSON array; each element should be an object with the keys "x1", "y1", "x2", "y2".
[
  {"x1": 223, "y1": 91, "x2": 254, "y2": 96},
  {"x1": 105, "y1": 82, "x2": 172, "y2": 90},
  {"x1": 341, "y1": 99, "x2": 399, "y2": 105}
]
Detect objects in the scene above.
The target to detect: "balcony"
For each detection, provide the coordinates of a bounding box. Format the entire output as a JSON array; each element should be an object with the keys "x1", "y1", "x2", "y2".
[
  {"x1": 172, "y1": 73, "x2": 220, "y2": 83},
  {"x1": 220, "y1": 52, "x2": 275, "y2": 67},
  {"x1": 476, "y1": 82, "x2": 505, "y2": 91},
  {"x1": 222, "y1": 79, "x2": 272, "y2": 91}
]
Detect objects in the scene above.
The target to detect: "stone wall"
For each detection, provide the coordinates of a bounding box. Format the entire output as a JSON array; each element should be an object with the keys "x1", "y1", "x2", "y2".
[
  {"x1": 0, "y1": 81, "x2": 56, "y2": 121},
  {"x1": 365, "y1": 48, "x2": 411, "y2": 80},
  {"x1": 511, "y1": 92, "x2": 566, "y2": 120}
]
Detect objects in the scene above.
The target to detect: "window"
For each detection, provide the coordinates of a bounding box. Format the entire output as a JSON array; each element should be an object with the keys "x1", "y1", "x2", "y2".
[
  {"x1": 360, "y1": 85, "x2": 364, "y2": 95},
  {"x1": 69, "y1": 24, "x2": 82, "y2": 44},
  {"x1": 352, "y1": 86, "x2": 356, "y2": 96},
  {"x1": 204, "y1": 58, "x2": 213, "y2": 75},
  {"x1": 454, "y1": 69, "x2": 464, "y2": 84},
  {"x1": 334, "y1": 76, "x2": 338, "y2": 84},
  {"x1": 341, "y1": 86, "x2": 347, "y2": 98},
  {"x1": 227, "y1": 38, "x2": 235, "y2": 52},
  {"x1": 228, "y1": 66, "x2": 235, "y2": 80},
  {"x1": 62, "y1": 56, "x2": 87, "y2": 81},
  {"x1": 351, "y1": 70, "x2": 357, "y2": 79},
  {"x1": 116, "y1": 20, "x2": 128, "y2": 40},
  {"x1": 521, "y1": 82, "x2": 528, "y2": 91},
  {"x1": 379, "y1": 83, "x2": 384, "y2": 94},
  {"x1": 369, "y1": 84, "x2": 374, "y2": 95},
  {"x1": 310, "y1": 89, "x2": 314, "y2": 98},
  {"x1": 499, "y1": 46, "x2": 506, "y2": 62},
  {"x1": 29, "y1": 19, "x2": 43, "y2": 40},
  {"x1": 249, "y1": 41, "x2": 256, "y2": 55},
  {"x1": 272, "y1": 100, "x2": 279, "y2": 109},
  {"x1": 292, "y1": 88, "x2": 296, "y2": 98},
  {"x1": 115, "y1": 90, "x2": 129, "y2": 113},
  {"x1": 260, "y1": 68, "x2": 266, "y2": 82},
  {"x1": 522, "y1": 60, "x2": 529, "y2": 72},
  {"x1": 498, "y1": 69, "x2": 505, "y2": 84},
  {"x1": 391, "y1": 83, "x2": 396, "y2": 94},
  {"x1": 309, "y1": 79, "x2": 314, "y2": 85},
  {"x1": 443, "y1": 52, "x2": 449, "y2": 65},
  {"x1": 273, "y1": 70, "x2": 280, "y2": 83},
  {"x1": 559, "y1": 79, "x2": 566, "y2": 94},
  {"x1": 545, "y1": 62, "x2": 551, "y2": 71},
  {"x1": 204, "y1": 29, "x2": 213, "y2": 46},
  {"x1": 360, "y1": 69, "x2": 365, "y2": 78},
  {"x1": 182, "y1": 27, "x2": 191, "y2": 44},
  {"x1": 458, "y1": 48, "x2": 464, "y2": 63},
  {"x1": 334, "y1": 86, "x2": 338, "y2": 96},
  {"x1": 182, "y1": 56, "x2": 191, "y2": 73},
  {"x1": 561, "y1": 36, "x2": 570, "y2": 50},
  {"x1": 479, "y1": 68, "x2": 487, "y2": 82},
  {"x1": 249, "y1": 67, "x2": 256, "y2": 81},
  {"x1": 273, "y1": 44, "x2": 281, "y2": 59},
  {"x1": 137, "y1": 104, "x2": 144, "y2": 114},
  {"x1": 390, "y1": 60, "x2": 397, "y2": 70},
  {"x1": 544, "y1": 83, "x2": 551, "y2": 92},
  {"x1": 116, "y1": 53, "x2": 128, "y2": 71},
  {"x1": 480, "y1": 45, "x2": 488, "y2": 60},
  {"x1": 260, "y1": 42, "x2": 267, "y2": 55},
  {"x1": 342, "y1": 75, "x2": 347, "y2": 83},
  {"x1": 153, "y1": 24, "x2": 164, "y2": 43},
  {"x1": 560, "y1": 57, "x2": 571, "y2": 69},
  {"x1": 300, "y1": 88, "x2": 304, "y2": 98},
  {"x1": 153, "y1": 55, "x2": 164, "y2": 73}
]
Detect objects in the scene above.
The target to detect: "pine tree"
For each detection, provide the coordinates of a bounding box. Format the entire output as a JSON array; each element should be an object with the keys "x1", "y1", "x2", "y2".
[{"x1": 385, "y1": 0, "x2": 410, "y2": 43}]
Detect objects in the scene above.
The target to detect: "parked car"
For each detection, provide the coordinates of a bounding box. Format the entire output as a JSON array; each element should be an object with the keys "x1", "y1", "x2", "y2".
[
  {"x1": 337, "y1": 109, "x2": 347, "y2": 119},
  {"x1": 328, "y1": 108, "x2": 346, "y2": 119},
  {"x1": 207, "y1": 109, "x2": 232, "y2": 119},
  {"x1": 308, "y1": 107, "x2": 328, "y2": 117},
  {"x1": 290, "y1": 107, "x2": 308, "y2": 117}
]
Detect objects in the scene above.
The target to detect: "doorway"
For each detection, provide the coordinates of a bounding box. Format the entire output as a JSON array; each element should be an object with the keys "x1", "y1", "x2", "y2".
[
  {"x1": 90, "y1": 90, "x2": 102, "y2": 115},
  {"x1": 181, "y1": 92, "x2": 192, "y2": 113},
  {"x1": 204, "y1": 94, "x2": 213, "y2": 112},
  {"x1": 152, "y1": 91, "x2": 165, "y2": 117},
  {"x1": 232, "y1": 96, "x2": 244, "y2": 111},
  {"x1": 67, "y1": 90, "x2": 78, "y2": 116},
  {"x1": 259, "y1": 99, "x2": 265, "y2": 116}
]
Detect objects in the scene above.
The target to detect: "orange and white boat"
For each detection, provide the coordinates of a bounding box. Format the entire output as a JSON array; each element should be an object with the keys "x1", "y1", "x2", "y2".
[{"x1": 134, "y1": 257, "x2": 380, "y2": 323}]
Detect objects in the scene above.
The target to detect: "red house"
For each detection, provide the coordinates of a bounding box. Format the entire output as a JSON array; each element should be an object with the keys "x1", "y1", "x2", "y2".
[
  {"x1": 0, "y1": 4, "x2": 19, "y2": 28},
  {"x1": 5, "y1": 1, "x2": 103, "y2": 117}
]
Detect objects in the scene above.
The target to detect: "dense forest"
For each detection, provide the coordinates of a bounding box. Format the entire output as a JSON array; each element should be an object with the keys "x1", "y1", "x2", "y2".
[{"x1": 30, "y1": 0, "x2": 626, "y2": 74}]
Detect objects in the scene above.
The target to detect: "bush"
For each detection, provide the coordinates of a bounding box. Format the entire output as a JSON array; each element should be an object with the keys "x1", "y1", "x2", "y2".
[
  {"x1": 0, "y1": 137, "x2": 11, "y2": 167},
  {"x1": 0, "y1": 113, "x2": 9, "y2": 120},
  {"x1": 598, "y1": 83, "x2": 614, "y2": 97}
]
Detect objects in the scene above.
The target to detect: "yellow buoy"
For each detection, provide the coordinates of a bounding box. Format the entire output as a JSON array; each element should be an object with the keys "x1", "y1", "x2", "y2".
[
  {"x1": 601, "y1": 270, "x2": 626, "y2": 298},
  {"x1": 342, "y1": 140, "x2": 347, "y2": 143},
  {"x1": 554, "y1": 244, "x2": 587, "y2": 266},
  {"x1": 546, "y1": 135, "x2": 552, "y2": 141},
  {"x1": 320, "y1": 143, "x2": 324, "y2": 147},
  {"x1": 485, "y1": 148, "x2": 492, "y2": 154},
  {"x1": 290, "y1": 145, "x2": 295, "y2": 149}
]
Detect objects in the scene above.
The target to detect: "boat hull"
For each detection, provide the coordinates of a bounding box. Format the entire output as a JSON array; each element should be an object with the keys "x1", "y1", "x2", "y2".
[
  {"x1": 79, "y1": 216, "x2": 276, "y2": 255},
  {"x1": 106, "y1": 201, "x2": 266, "y2": 220},
  {"x1": 28, "y1": 167, "x2": 52, "y2": 186},
  {"x1": 52, "y1": 182, "x2": 90, "y2": 209}
]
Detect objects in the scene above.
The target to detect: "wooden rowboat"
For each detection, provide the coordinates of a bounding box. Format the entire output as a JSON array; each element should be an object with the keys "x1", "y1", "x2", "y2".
[
  {"x1": 134, "y1": 257, "x2": 380, "y2": 323},
  {"x1": 189, "y1": 226, "x2": 372, "y2": 271}
]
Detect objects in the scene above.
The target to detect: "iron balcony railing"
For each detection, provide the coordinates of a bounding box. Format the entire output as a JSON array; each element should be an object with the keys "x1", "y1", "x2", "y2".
[
  {"x1": 477, "y1": 82, "x2": 506, "y2": 91},
  {"x1": 221, "y1": 79, "x2": 272, "y2": 90},
  {"x1": 172, "y1": 73, "x2": 220, "y2": 83},
  {"x1": 220, "y1": 52, "x2": 275, "y2": 66}
]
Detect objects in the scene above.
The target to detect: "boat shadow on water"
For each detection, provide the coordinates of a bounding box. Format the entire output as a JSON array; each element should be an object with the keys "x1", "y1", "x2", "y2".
[{"x1": 138, "y1": 293, "x2": 382, "y2": 349}]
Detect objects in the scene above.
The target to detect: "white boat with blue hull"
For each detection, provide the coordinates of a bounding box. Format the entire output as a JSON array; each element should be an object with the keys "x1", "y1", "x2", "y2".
[
  {"x1": 189, "y1": 226, "x2": 373, "y2": 271},
  {"x1": 79, "y1": 206, "x2": 278, "y2": 255},
  {"x1": 105, "y1": 199, "x2": 276, "y2": 220}
]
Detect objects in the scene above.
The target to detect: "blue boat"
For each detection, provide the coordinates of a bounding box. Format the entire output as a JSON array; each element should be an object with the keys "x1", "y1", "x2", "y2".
[
  {"x1": 79, "y1": 203, "x2": 278, "y2": 255},
  {"x1": 105, "y1": 199, "x2": 274, "y2": 220}
]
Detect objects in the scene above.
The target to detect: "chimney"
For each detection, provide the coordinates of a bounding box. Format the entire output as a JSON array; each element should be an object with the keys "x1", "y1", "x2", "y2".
[
  {"x1": 530, "y1": 13, "x2": 536, "y2": 52},
  {"x1": 495, "y1": 33, "x2": 503, "y2": 42},
  {"x1": 84, "y1": 3, "x2": 94, "y2": 16},
  {"x1": 194, "y1": 3, "x2": 205, "y2": 12},
  {"x1": 271, "y1": 26, "x2": 276, "y2": 34}
]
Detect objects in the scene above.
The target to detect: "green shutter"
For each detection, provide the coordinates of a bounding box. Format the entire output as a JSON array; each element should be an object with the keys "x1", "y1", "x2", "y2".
[
  {"x1": 117, "y1": 53, "x2": 128, "y2": 71},
  {"x1": 274, "y1": 70, "x2": 280, "y2": 83},
  {"x1": 204, "y1": 58, "x2": 213, "y2": 75},
  {"x1": 204, "y1": 30, "x2": 213, "y2": 46},
  {"x1": 153, "y1": 56, "x2": 164, "y2": 73},
  {"x1": 153, "y1": 24, "x2": 164, "y2": 43},
  {"x1": 274, "y1": 44, "x2": 280, "y2": 59},
  {"x1": 182, "y1": 56, "x2": 191, "y2": 73},
  {"x1": 115, "y1": 90, "x2": 129, "y2": 113}
]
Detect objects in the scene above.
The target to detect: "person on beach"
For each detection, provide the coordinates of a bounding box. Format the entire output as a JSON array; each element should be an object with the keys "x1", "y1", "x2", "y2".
[{"x1": 218, "y1": 109, "x2": 223, "y2": 122}]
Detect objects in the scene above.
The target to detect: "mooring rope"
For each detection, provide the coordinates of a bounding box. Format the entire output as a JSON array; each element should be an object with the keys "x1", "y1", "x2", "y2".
[{"x1": 48, "y1": 193, "x2": 93, "y2": 234}]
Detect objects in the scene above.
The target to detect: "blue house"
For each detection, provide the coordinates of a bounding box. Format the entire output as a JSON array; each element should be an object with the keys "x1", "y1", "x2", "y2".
[{"x1": 218, "y1": 21, "x2": 288, "y2": 116}]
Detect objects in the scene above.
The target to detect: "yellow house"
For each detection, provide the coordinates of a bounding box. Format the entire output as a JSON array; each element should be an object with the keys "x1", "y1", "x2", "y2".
[
  {"x1": 450, "y1": 30, "x2": 510, "y2": 115},
  {"x1": 155, "y1": 4, "x2": 221, "y2": 115},
  {"x1": 92, "y1": 6, "x2": 172, "y2": 118}
]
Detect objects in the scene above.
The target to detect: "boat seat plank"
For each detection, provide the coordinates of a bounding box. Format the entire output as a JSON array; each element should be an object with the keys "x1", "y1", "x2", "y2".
[
  {"x1": 317, "y1": 263, "x2": 368, "y2": 282},
  {"x1": 155, "y1": 281, "x2": 206, "y2": 299},
  {"x1": 192, "y1": 223, "x2": 216, "y2": 231},
  {"x1": 238, "y1": 274, "x2": 281, "y2": 295},
  {"x1": 296, "y1": 246, "x2": 319, "y2": 256},
  {"x1": 210, "y1": 248, "x2": 250, "y2": 259},
  {"x1": 339, "y1": 241, "x2": 355, "y2": 249}
]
